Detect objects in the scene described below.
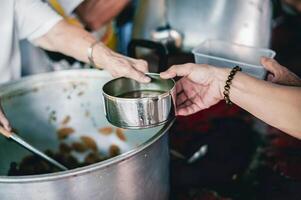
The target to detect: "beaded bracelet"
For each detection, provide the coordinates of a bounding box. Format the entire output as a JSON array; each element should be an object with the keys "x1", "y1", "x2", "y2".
[{"x1": 223, "y1": 66, "x2": 242, "y2": 105}]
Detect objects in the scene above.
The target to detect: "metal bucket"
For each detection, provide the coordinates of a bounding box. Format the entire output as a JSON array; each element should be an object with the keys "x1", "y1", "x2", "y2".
[{"x1": 0, "y1": 69, "x2": 170, "y2": 200}]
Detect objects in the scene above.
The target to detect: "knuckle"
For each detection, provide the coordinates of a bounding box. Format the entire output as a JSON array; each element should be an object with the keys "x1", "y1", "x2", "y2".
[
  {"x1": 0, "y1": 116, "x2": 8, "y2": 125},
  {"x1": 183, "y1": 63, "x2": 192, "y2": 67},
  {"x1": 117, "y1": 58, "x2": 129, "y2": 65},
  {"x1": 138, "y1": 59, "x2": 147, "y2": 65},
  {"x1": 168, "y1": 65, "x2": 177, "y2": 72},
  {"x1": 120, "y1": 66, "x2": 130, "y2": 74},
  {"x1": 111, "y1": 70, "x2": 120, "y2": 77}
]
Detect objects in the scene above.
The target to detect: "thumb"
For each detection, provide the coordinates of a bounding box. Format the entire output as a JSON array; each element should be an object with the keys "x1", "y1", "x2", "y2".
[
  {"x1": 261, "y1": 57, "x2": 279, "y2": 74},
  {"x1": 267, "y1": 73, "x2": 275, "y2": 82},
  {"x1": 0, "y1": 116, "x2": 11, "y2": 132},
  {"x1": 127, "y1": 68, "x2": 151, "y2": 83},
  {"x1": 0, "y1": 107, "x2": 11, "y2": 132},
  {"x1": 160, "y1": 64, "x2": 192, "y2": 79}
]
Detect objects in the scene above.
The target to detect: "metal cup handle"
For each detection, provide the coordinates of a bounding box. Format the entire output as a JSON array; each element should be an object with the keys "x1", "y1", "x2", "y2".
[{"x1": 127, "y1": 39, "x2": 168, "y2": 72}]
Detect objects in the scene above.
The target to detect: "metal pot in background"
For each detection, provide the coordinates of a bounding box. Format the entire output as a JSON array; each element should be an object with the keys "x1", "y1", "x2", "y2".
[
  {"x1": 128, "y1": 39, "x2": 169, "y2": 72},
  {"x1": 0, "y1": 70, "x2": 170, "y2": 200},
  {"x1": 132, "y1": 0, "x2": 273, "y2": 51}
]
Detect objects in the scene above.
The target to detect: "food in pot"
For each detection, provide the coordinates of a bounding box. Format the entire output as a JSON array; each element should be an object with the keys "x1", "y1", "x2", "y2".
[
  {"x1": 48, "y1": 110, "x2": 57, "y2": 123},
  {"x1": 7, "y1": 141, "x2": 121, "y2": 176},
  {"x1": 98, "y1": 126, "x2": 113, "y2": 135},
  {"x1": 109, "y1": 144, "x2": 120, "y2": 157},
  {"x1": 77, "y1": 91, "x2": 84, "y2": 96},
  {"x1": 116, "y1": 128, "x2": 126, "y2": 141},
  {"x1": 72, "y1": 142, "x2": 88, "y2": 153},
  {"x1": 7, "y1": 125, "x2": 124, "y2": 176},
  {"x1": 85, "y1": 110, "x2": 90, "y2": 117},
  {"x1": 57, "y1": 127, "x2": 75, "y2": 140},
  {"x1": 7, "y1": 149, "x2": 79, "y2": 175},
  {"x1": 59, "y1": 143, "x2": 72, "y2": 154},
  {"x1": 84, "y1": 152, "x2": 103, "y2": 165},
  {"x1": 61, "y1": 115, "x2": 71, "y2": 125},
  {"x1": 80, "y1": 136, "x2": 98, "y2": 152}
]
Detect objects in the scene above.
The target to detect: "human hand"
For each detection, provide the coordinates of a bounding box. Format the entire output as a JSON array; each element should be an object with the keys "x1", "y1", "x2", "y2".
[
  {"x1": 261, "y1": 57, "x2": 301, "y2": 86},
  {"x1": 94, "y1": 43, "x2": 151, "y2": 83},
  {"x1": 34, "y1": 20, "x2": 150, "y2": 83},
  {"x1": 160, "y1": 63, "x2": 224, "y2": 116},
  {"x1": 0, "y1": 103, "x2": 11, "y2": 132}
]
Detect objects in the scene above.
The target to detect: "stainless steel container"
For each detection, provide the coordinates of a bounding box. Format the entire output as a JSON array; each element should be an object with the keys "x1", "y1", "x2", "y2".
[
  {"x1": 0, "y1": 69, "x2": 170, "y2": 200},
  {"x1": 102, "y1": 73, "x2": 176, "y2": 129},
  {"x1": 132, "y1": 0, "x2": 273, "y2": 51}
]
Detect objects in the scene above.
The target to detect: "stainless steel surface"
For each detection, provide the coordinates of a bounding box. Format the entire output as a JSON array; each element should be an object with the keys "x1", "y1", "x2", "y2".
[
  {"x1": 0, "y1": 69, "x2": 171, "y2": 200},
  {"x1": 133, "y1": 0, "x2": 272, "y2": 51},
  {"x1": 103, "y1": 73, "x2": 176, "y2": 129},
  {"x1": 10, "y1": 133, "x2": 68, "y2": 171},
  {"x1": 151, "y1": 25, "x2": 183, "y2": 49}
]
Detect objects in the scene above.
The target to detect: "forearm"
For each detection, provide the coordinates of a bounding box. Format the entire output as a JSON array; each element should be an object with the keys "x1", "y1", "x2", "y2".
[
  {"x1": 33, "y1": 20, "x2": 150, "y2": 83},
  {"x1": 215, "y1": 68, "x2": 301, "y2": 138},
  {"x1": 33, "y1": 20, "x2": 106, "y2": 67}
]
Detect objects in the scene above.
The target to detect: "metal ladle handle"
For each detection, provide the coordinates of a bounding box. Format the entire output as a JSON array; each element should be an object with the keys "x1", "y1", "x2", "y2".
[{"x1": 0, "y1": 126, "x2": 68, "y2": 171}]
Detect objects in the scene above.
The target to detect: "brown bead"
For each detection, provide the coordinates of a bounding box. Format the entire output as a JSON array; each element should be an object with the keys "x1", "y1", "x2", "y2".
[{"x1": 223, "y1": 66, "x2": 241, "y2": 105}]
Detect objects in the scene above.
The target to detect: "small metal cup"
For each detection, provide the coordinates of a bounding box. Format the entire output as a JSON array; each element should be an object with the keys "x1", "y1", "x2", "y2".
[{"x1": 102, "y1": 73, "x2": 176, "y2": 129}]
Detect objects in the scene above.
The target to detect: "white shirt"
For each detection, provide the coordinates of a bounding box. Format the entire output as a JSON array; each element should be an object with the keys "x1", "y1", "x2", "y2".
[
  {"x1": 0, "y1": 0, "x2": 62, "y2": 83},
  {"x1": 21, "y1": 0, "x2": 83, "y2": 77},
  {"x1": 57, "y1": 0, "x2": 83, "y2": 15}
]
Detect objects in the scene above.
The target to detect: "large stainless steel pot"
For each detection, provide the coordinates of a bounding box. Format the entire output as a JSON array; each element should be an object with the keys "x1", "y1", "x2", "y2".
[
  {"x1": 0, "y1": 69, "x2": 170, "y2": 200},
  {"x1": 132, "y1": 0, "x2": 273, "y2": 51}
]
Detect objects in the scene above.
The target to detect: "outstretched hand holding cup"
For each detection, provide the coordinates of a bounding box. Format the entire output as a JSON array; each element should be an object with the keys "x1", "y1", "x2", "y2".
[{"x1": 160, "y1": 63, "x2": 225, "y2": 116}]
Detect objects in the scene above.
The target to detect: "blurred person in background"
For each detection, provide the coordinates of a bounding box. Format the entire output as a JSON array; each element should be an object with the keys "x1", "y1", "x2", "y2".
[{"x1": 21, "y1": 0, "x2": 132, "y2": 74}]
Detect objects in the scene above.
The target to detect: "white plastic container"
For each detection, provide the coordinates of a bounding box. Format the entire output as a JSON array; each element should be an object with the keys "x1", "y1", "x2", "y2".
[{"x1": 192, "y1": 40, "x2": 276, "y2": 79}]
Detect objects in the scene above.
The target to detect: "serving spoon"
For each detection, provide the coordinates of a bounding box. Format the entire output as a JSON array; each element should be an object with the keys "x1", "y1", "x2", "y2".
[{"x1": 0, "y1": 126, "x2": 68, "y2": 171}]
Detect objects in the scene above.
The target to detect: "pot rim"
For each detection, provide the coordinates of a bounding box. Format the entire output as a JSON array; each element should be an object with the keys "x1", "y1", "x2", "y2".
[
  {"x1": 102, "y1": 73, "x2": 176, "y2": 101},
  {"x1": 0, "y1": 69, "x2": 173, "y2": 183}
]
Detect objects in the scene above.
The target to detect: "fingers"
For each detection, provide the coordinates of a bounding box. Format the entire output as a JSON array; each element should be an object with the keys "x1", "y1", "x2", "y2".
[
  {"x1": 177, "y1": 103, "x2": 201, "y2": 116},
  {"x1": 176, "y1": 92, "x2": 188, "y2": 106},
  {"x1": 261, "y1": 57, "x2": 286, "y2": 83},
  {"x1": 267, "y1": 74, "x2": 275, "y2": 82},
  {"x1": 0, "y1": 108, "x2": 11, "y2": 132},
  {"x1": 261, "y1": 57, "x2": 284, "y2": 74},
  {"x1": 126, "y1": 58, "x2": 150, "y2": 83},
  {"x1": 160, "y1": 64, "x2": 193, "y2": 79},
  {"x1": 176, "y1": 93, "x2": 209, "y2": 116},
  {"x1": 175, "y1": 81, "x2": 183, "y2": 94},
  {"x1": 126, "y1": 67, "x2": 151, "y2": 83},
  {"x1": 110, "y1": 56, "x2": 151, "y2": 83},
  {"x1": 261, "y1": 57, "x2": 278, "y2": 72},
  {"x1": 101, "y1": 51, "x2": 150, "y2": 83},
  {"x1": 131, "y1": 59, "x2": 149, "y2": 73}
]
